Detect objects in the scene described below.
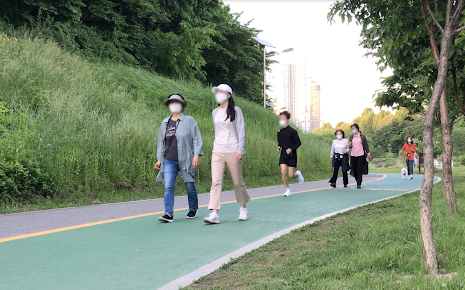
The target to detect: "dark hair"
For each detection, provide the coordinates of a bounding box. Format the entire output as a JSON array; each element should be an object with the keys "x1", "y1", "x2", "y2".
[
  {"x1": 351, "y1": 123, "x2": 360, "y2": 131},
  {"x1": 406, "y1": 136, "x2": 414, "y2": 145},
  {"x1": 279, "y1": 111, "x2": 291, "y2": 119},
  {"x1": 167, "y1": 93, "x2": 186, "y2": 108},
  {"x1": 223, "y1": 93, "x2": 236, "y2": 122},
  {"x1": 335, "y1": 129, "x2": 345, "y2": 138}
]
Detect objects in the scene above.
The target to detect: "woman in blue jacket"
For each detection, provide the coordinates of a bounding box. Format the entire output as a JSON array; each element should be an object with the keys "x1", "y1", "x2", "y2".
[{"x1": 154, "y1": 94, "x2": 203, "y2": 222}]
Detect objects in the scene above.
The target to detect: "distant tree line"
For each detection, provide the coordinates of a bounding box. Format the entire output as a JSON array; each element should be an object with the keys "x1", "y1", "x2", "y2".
[
  {"x1": 314, "y1": 108, "x2": 465, "y2": 160},
  {"x1": 0, "y1": 0, "x2": 265, "y2": 101}
]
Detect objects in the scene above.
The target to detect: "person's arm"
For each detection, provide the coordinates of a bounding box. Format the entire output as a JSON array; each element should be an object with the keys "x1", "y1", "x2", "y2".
[
  {"x1": 330, "y1": 141, "x2": 335, "y2": 158},
  {"x1": 191, "y1": 119, "x2": 203, "y2": 157},
  {"x1": 191, "y1": 119, "x2": 202, "y2": 169},
  {"x1": 155, "y1": 121, "x2": 166, "y2": 169},
  {"x1": 156, "y1": 121, "x2": 165, "y2": 161},
  {"x1": 363, "y1": 135, "x2": 370, "y2": 154},
  {"x1": 235, "y1": 107, "x2": 246, "y2": 155},
  {"x1": 277, "y1": 131, "x2": 281, "y2": 152},
  {"x1": 290, "y1": 129, "x2": 301, "y2": 152},
  {"x1": 402, "y1": 144, "x2": 407, "y2": 154}
]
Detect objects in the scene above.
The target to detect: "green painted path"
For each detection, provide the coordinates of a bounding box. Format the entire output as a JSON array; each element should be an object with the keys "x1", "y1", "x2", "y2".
[{"x1": 0, "y1": 174, "x2": 432, "y2": 290}]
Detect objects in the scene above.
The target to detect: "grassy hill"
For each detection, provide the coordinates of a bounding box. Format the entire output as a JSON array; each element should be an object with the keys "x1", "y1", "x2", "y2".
[{"x1": 0, "y1": 34, "x2": 331, "y2": 213}]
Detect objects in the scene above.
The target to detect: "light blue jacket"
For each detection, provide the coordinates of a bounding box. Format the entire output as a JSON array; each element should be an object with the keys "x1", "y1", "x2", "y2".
[{"x1": 156, "y1": 114, "x2": 203, "y2": 183}]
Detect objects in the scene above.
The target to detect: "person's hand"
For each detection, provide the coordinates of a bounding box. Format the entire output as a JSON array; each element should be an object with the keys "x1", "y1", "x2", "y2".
[
  {"x1": 277, "y1": 146, "x2": 281, "y2": 153},
  {"x1": 192, "y1": 155, "x2": 199, "y2": 169},
  {"x1": 411, "y1": 149, "x2": 415, "y2": 152},
  {"x1": 367, "y1": 153, "x2": 372, "y2": 160},
  {"x1": 286, "y1": 148, "x2": 292, "y2": 155},
  {"x1": 331, "y1": 157, "x2": 333, "y2": 162},
  {"x1": 236, "y1": 152, "x2": 243, "y2": 160},
  {"x1": 348, "y1": 141, "x2": 352, "y2": 148},
  {"x1": 154, "y1": 160, "x2": 161, "y2": 170},
  {"x1": 343, "y1": 150, "x2": 347, "y2": 154}
]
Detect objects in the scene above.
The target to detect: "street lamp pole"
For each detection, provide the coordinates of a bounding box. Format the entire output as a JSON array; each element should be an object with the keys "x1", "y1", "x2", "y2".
[
  {"x1": 253, "y1": 37, "x2": 276, "y2": 108},
  {"x1": 262, "y1": 45, "x2": 266, "y2": 108}
]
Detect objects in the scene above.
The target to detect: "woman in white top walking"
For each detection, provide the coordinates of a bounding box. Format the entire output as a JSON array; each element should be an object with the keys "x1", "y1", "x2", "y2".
[
  {"x1": 204, "y1": 84, "x2": 250, "y2": 224},
  {"x1": 329, "y1": 129, "x2": 350, "y2": 188}
]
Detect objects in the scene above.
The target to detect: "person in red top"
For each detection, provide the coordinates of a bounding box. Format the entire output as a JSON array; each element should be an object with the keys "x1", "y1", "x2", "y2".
[{"x1": 402, "y1": 136, "x2": 416, "y2": 179}]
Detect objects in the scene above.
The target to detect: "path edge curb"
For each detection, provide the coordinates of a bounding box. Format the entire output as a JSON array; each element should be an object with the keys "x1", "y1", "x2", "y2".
[{"x1": 158, "y1": 176, "x2": 442, "y2": 290}]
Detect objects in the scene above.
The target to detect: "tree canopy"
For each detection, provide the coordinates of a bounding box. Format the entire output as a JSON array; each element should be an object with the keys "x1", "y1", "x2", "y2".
[{"x1": 0, "y1": 0, "x2": 265, "y2": 101}]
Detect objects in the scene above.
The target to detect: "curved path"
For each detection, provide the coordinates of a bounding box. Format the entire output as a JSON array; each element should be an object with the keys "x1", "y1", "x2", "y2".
[{"x1": 0, "y1": 174, "x2": 434, "y2": 289}]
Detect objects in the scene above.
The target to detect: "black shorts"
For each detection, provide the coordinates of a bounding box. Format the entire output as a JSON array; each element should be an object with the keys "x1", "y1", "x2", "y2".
[{"x1": 279, "y1": 157, "x2": 297, "y2": 167}]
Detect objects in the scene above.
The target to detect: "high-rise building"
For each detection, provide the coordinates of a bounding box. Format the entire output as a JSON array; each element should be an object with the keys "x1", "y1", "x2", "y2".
[
  {"x1": 270, "y1": 59, "x2": 307, "y2": 127},
  {"x1": 306, "y1": 77, "x2": 321, "y2": 132},
  {"x1": 268, "y1": 57, "x2": 320, "y2": 132}
]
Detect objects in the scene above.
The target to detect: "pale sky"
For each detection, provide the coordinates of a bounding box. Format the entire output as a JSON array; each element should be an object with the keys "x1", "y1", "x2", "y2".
[{"x1": 223, "y1": 0, "x2": 392, "y2": 127}]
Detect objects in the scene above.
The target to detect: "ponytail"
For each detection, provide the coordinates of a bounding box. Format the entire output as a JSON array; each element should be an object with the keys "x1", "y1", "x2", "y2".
[{"x1": 225, "y1": 95, "x2": 236, "y2": 122}]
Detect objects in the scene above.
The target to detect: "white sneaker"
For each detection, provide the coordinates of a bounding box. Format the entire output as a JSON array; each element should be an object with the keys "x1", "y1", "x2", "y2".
[
  {"x1": 204, "y1": 212, "x2": 220, "y2": 224},
  {"x1": 238, "y1": 208, "x2": 248, "y2": 221},
  {"x1": 283, "y1": 188, "x2": 291, "y2": 197},
  {"x1": 408, "y1": 175, "x2": 413, "y2": 180},
  {"x1": 296, "y1": 170, "x2": 304, "y2": 184}
]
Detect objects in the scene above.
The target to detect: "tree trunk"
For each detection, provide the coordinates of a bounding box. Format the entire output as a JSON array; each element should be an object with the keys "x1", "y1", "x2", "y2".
[
  {"x1": 420, "y1": 30, "x2": 454, "y2": 276},
  {"x1": 421, "y1": 119, "x2": 440, "y2": 275},
  {"x1": 439, "y1": 88, "x2": 458, "y2": 214}
]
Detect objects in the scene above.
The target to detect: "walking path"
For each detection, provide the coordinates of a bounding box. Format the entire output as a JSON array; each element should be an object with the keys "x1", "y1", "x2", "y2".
[{"x1": 0, "y1": 174, "x2": 435, "y2": 290}]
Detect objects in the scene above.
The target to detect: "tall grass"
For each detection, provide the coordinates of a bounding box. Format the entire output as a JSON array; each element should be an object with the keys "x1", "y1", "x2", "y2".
[{"x1": 0, "y1": 35, "x2": 331, "y2": 207}]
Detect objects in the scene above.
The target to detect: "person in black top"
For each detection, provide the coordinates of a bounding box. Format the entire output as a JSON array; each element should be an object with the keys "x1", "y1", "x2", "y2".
[{"x1": 277, "y1": 111, "x2": 304, "y2": 197}]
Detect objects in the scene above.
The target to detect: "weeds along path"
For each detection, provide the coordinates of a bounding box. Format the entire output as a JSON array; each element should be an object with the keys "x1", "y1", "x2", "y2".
[{"x1": 0, "y1": 173, "x2": 436, "y2": 290}]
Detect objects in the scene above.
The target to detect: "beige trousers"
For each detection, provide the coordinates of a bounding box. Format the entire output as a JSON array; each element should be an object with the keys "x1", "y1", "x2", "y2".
[{"x1": 208, "y1": 152, "x2": 250, "y2": 210}]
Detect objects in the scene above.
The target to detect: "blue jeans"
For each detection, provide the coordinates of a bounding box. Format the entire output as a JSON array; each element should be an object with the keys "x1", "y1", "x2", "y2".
[
  {"x1": 163, "y1": 160, "x2": 198, "y2": 216},
  {"x1": 406, "y1": 159, "x2": 414, "y2": 175}
]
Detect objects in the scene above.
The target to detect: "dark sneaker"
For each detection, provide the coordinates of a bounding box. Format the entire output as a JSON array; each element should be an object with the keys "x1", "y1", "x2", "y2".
[
  {"x1": 357, "y1": 185, "x2": 361, "y2": 189},
  {"x1": 330, "y1": 183, "x2": 336, "y2": 188},
  {"x1": 344, "y1": 184, "x2": 348, "y2": 188},
  {"x1": 159, "y1": 214, "x2": 173, "y2": 223},
  {"x1": 186, "y1": 210, "x2": 197, "y2": 219}
]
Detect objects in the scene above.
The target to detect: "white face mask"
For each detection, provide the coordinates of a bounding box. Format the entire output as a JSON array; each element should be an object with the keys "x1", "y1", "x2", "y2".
[
  {"x1": 407, "y1": 139, "x2": 412, "y2": 143},
  {"x1": 352, "y1": 129, "x2": 357, "y2": 134},
  {"x1": 215, "y1": 93, "x2": 229, "y2": 104},
  {"x1": 279, "y1": 120, "x2": 288, "y2": 128},
  {"x1": 336, "y1": 134, "x2": 343, "y2": 140},
  {"x1": 169, "y1": 103, "x2": 183, "y2": 114}
]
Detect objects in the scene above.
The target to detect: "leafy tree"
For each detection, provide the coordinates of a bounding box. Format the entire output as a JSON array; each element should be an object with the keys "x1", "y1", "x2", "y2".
[
  {"x1": 0, "y1": 0, "x2": 265, "y2": 102},
  {"x1": 335, "y1": 121, "x2": 351, "y2": 135},
  {"x1": 329, "y1": 0, "x2": 465, "y2": 274}
]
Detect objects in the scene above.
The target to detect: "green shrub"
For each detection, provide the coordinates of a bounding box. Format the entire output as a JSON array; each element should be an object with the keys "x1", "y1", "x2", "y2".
[
  {"x1": 0, "y1": 103, "x2": 55, "y2": 204},
  {"x1": 459, "y1": 155, "x2": 465, "y2": 166}
]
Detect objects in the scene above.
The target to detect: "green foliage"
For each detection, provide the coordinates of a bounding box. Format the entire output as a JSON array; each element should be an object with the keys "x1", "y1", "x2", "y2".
[
  {"x1": 0, "y1": 103, "x2": 55, "y2": 204},
  {"x1": 329, "y1": 0, "x2": 465, "y2": 120},
  {"x1": 0, "y1": 35, "x2": 331, "y2": 206},
  {"x1": 452, "y1": 120, "x2": 465, "y2": 157},
  {"x1": 459, "y1": 155, "x2": 465, "y2": 166},
  {"x1": 0, "y1": 0, "x2": 265, "y2": 103}
]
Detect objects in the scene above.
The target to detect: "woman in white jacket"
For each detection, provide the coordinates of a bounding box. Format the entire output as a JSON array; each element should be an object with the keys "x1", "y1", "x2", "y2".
[
  {"x1": 204, "y1": 84, "x2": 250, "y2": 224},
  {"x1": 329, "y1": 129, "x2": 350, "y2": 188}
]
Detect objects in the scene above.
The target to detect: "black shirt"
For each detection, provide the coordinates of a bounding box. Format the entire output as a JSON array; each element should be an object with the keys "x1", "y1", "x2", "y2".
[
  {"x1": 277, "y1": 126, "x2": 301, "y2": 159},
  {"x1": 164, "y1": 119, "x2": 178, "y2": 161}
]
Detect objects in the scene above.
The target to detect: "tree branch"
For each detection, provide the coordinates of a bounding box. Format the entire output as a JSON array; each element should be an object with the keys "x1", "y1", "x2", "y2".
[
  {"x1": 425, "y1": 0, "x2": 445, "y2": 33},
  {"x1": 455, "y1": 25, "x2": 465, "y2": 34},
  {"x1": 451, "y1": 66, "x2": 465, "y2": 115},
  {"x1": 446, "y1": 0, "x2": 452, "y2": 26},
  {"x1": 449, "y1": 50, "x2": 465, "y2": 67},
  {"x1": 419, "y1": 0, "x2": 440, "y2": 63},
  {"x1": 451, "y1": 0, "x2": 465, "y2": 25}
]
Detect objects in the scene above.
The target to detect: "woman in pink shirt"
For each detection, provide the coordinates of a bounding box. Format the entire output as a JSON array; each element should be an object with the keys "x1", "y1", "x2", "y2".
[{"x1": 348, "y1": 124, "x2": 371, "y2": 189}]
